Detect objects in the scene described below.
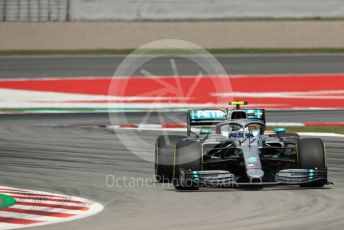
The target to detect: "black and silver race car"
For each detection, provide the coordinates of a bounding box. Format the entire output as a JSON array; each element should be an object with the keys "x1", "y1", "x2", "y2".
[{"x1": 155, "y1": 102, "x2": 329, "y2": 190}]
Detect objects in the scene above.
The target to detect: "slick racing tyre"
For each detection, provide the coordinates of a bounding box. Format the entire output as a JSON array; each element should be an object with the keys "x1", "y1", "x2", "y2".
[
  {"x1": 173, "y1": 139, "x2": 202, "y2": 190},
  {"x1": 297, "y1": 138, "x2": 327, "y2": 187},
  {"x1": 155, "y1": 135, "x2": 187, "y2": 183}
]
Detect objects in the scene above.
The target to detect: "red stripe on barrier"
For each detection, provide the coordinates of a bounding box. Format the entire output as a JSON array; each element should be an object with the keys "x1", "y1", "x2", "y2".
[
  {"x1": 0, "y1": 75, "x2": 343, "y2": 95},
  {"x1": 161, "y1": 123, "x2": 187, "y2": 128},
  {"x1": 0, "y1": 75, "x2": 344, "y2": 109},
  {"x1": 15, "y1": 202, "x2": 88, "y2": 211},
  {"x1": 0, "y1": 216, "x2": 41, "y2": 225},
  {"x1": 120, "y1": 124, "x2": 139, "y2": 128},
  {"x1": 2, "y1": 208, "x2": 75, "y2": 218}
]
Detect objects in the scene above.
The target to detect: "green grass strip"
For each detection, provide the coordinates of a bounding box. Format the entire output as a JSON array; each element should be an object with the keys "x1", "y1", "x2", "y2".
[
  {"x1": 1, "y1": 48, "x2": 344, "y2": 56},
  {"x1": 0, "y1": 194, "x2": 16, "y2": 209}
]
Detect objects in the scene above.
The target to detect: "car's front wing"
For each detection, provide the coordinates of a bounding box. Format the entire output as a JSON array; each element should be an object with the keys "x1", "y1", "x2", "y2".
[{"x1": 181, "y1": 168, "x2": 328, "y2": 188}]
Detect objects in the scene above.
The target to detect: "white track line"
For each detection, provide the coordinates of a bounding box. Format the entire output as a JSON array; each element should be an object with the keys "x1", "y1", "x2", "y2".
[{"x1": 266, "y1": 122, "x2": 305, "y2": 127}]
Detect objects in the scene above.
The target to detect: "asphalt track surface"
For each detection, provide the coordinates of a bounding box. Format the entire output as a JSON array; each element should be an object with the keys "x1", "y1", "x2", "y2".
[
  {"x1": 2, "y1": 54, "x2": 344, "y2": 78},
  {"x1": 0, "y1": 54, "x2": 344, "y2": 229},
  {"x1": 0, "y1": 112, "x2": 344, "y2": 230}
]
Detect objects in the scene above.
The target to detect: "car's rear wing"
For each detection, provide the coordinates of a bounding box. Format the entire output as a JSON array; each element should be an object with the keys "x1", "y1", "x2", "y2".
[
  {"x1": 186, "y1": 108, "x2": 266, "y2": 136},
  {"x1": 187, "y1": 109, "x2": 227, "y2": 136}
]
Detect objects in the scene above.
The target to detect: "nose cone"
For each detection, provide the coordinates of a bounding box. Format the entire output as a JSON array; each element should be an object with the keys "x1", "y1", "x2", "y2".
[{"x1": 247, "y1": 169, "x2": 264, "y2": 179}]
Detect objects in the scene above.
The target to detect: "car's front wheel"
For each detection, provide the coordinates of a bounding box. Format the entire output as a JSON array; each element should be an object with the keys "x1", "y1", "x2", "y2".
[
  {"x1": 155, "y1": 135, "x2": 187, "y2": 183},
  {"x1": 173, "y1": 139, "x2": 202, "y2": 190},
  {"x1": 297, "y1": 138, "x2": 327, "y2": 187}
]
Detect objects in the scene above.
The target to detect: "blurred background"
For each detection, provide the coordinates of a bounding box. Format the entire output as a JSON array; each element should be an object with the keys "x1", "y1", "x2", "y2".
[
  {"x1": 1, "y1": 0, "x2": 344, "y2": 22},
  {"x1": 1, "y1": 0, "x2": 344, "y2": 51}
]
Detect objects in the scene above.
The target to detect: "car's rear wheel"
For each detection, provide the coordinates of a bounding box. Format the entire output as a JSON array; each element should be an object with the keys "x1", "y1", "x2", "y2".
[
  {"x1": 297, "y1": 138, "x2": 327, "y2": 187},
  {"x1": 155, "y1": 135, "x2": 187, "y2": 183},
  {"x1": 173, "y1": 139, "x2": 202, "y2": 190}
]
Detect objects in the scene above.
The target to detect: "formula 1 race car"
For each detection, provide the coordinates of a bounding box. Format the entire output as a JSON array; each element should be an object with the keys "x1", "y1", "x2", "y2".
[{"x1": 155, "y1": 101, "x2": 329, "y2": 190}]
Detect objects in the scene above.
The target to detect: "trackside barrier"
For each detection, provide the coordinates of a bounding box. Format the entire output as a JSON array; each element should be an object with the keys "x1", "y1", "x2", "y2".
[
  {"x1": 0, "y1": 0, "x2": 69, "y2": 21},
  {"x1": 69, "y1": 0, "x2": 344, "y2": 21},
  {"x1": 2, "y1": 0, "x2": 344, "y2": 21}
]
